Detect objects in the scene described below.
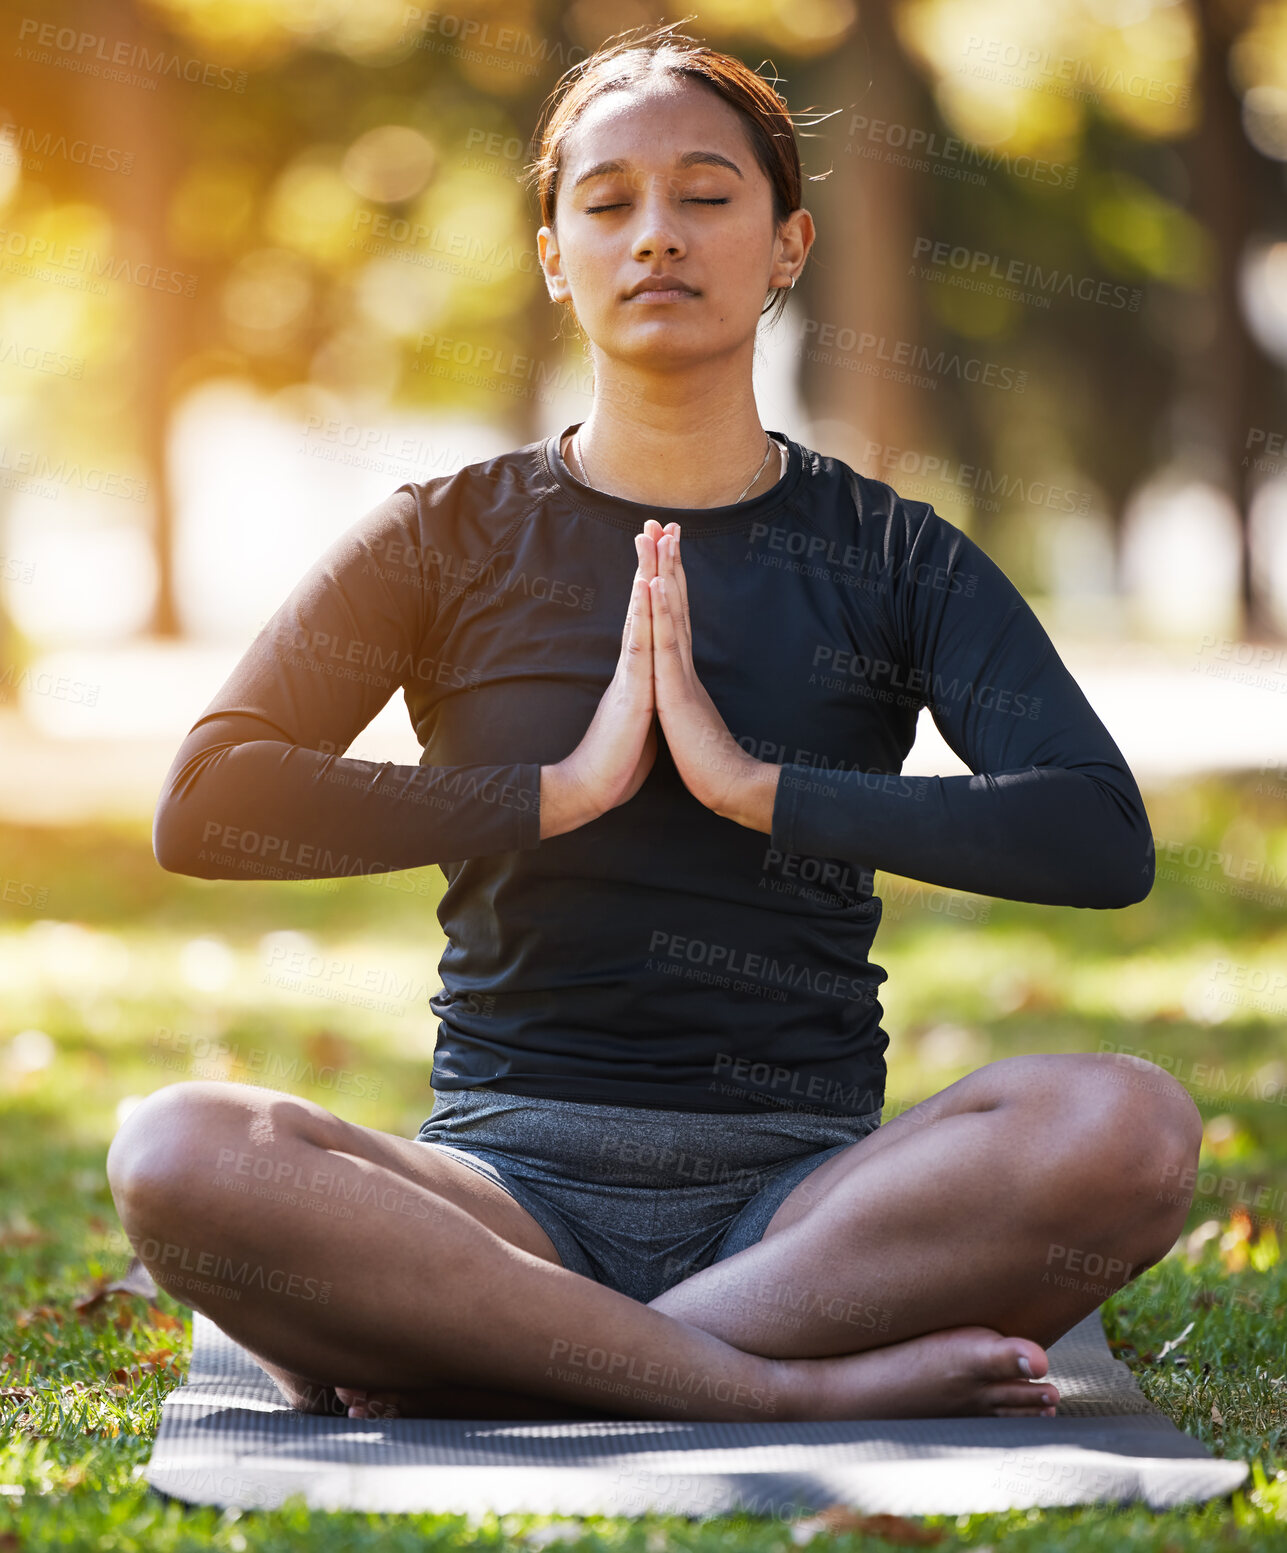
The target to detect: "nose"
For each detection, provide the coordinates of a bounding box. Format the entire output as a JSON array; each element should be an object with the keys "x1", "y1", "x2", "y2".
[{"x1": 631, "y1": 184, "x2": 686, "y2": 262}]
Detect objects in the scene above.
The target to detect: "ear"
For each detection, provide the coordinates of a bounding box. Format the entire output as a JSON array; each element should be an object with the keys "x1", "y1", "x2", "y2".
[
  {"x1": 771, "y1": 206, "x2": 815, "y2": 290},
  {"x1": 538, "y1": 225, "x2": 570, "y2": 305}
]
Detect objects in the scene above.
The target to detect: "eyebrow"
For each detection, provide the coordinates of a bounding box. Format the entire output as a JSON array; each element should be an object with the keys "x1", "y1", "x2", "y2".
[{"x1": 570, "y1": 151, "x2": 744, "y2": 191}]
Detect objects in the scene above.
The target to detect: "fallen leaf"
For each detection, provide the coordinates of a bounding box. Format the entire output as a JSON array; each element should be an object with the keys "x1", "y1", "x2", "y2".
[
  {"x1": 0, "y1": 1210, "x2": 50, "y2": 1248},
  {"x1": 143, "y1": 1304, "x2": 183, "y2": 1333},
  {"x1": 1212, "y1": 1400, "x2": 1224, "y2": 1425},
  {"x1": 112, "y1": 1256, "x2": 159, "y2": 1298},
  {"x1": 797, "y1": 1506, "x2": 944, "y2": 1545},
  {"x1": 14, "y1": 1305, "x2": 62, "y2": 1329},
  {"x1": 137, "y1": 1348, "x2": 180, "y2": 1370},
  {"x1": 72, "y1": 1255, "x2": 160, "y2": 1319}
]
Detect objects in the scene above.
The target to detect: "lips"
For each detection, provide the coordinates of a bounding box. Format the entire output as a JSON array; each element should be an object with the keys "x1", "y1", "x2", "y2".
[{"x1": 628, "y1": 277, "x2": 697, "y2": 298}]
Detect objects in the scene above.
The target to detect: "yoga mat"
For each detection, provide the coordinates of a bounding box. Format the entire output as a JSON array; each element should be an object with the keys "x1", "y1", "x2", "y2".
[{"x1": 143, "y1": 1306, "x2": 1249, "y2": 1517}]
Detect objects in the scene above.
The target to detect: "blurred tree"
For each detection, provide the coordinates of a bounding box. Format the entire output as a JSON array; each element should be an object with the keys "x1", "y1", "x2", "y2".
[
  {"x1": 0, "y1": 0, "x2": 1283, "y2": 649},
  {"x1": 1181, "y1": 0, "x2": 1282, "y2": 637}
]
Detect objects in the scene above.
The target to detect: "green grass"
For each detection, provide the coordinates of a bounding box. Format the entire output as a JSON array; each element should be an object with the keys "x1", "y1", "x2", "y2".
[{"x1": 2, "y1": 772, "x2": 1285, "y2": 1550}]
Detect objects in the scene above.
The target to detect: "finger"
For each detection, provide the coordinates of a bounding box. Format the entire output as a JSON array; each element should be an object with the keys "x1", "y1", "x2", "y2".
[
  {"x1": 657, "y1": 532, "x2": 692, "y2": 657},
  {"x1": 635, "y1": 527, "x2": 657, "y2": 583},
  {"x1": 648, "y1": 573, "x2": 681, "y2": 679},
  {"x1": 666, "y1": 525, "x2": 690, "y2": 633},
  {"x1": 626, "y1": 574, "x2": 653, "y2": 695},
  {"x1": 634, "y1": 571, "x2": 652, "y2": 660}
]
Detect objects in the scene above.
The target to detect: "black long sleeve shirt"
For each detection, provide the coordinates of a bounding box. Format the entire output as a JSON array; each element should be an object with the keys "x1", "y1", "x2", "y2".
[{"x1": 153, "y1": 423, "x2": 1154, "y2": 1117}]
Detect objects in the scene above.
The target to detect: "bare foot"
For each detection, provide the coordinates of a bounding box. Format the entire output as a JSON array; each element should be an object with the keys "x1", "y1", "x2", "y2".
[
  {"x1": 332, "y1": 1383, "x2": 620, "y2": 1422},
  {"x1": 255, "y1": 1357, "x2": 610, "y2": 1422},
  {"x1": 256, "y1": 1362, "x2": 349, "y2": 1417},
  {"x1": 795, "y1": 1324, "x2": 1060, "y2": 1420}
]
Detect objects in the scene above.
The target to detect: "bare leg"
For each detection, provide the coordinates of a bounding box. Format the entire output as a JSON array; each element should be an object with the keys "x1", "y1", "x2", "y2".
[
  {"x1": 105, "y1": 1080, "x2": 1058, "y2": 1420},
  {"x1": 649, "y1": 1054, "x2": 1202, "y2": 1415}
]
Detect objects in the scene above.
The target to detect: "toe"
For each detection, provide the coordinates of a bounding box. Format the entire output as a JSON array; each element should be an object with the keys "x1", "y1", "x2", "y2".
[
  {"x1": 984, "y1": 1380, "x2": 1058, "y2": 1411},
  {"x1": 991, "y1": 1335, "x2": 1049, "y2": 1384}
]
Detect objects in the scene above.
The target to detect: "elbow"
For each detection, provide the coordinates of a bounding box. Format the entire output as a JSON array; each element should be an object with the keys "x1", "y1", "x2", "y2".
[
  {"x1": 1094, "y1": 824, "x2": 1155, "y2": 909},
  {"x1": 152, "y1": 799, "x2": 201, "y2": 878}
]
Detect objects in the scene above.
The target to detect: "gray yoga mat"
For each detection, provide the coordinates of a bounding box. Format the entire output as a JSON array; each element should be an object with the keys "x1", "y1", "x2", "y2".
[{"x1": 144, "y1": 1306, "x2": 1248, "y2": 1518}]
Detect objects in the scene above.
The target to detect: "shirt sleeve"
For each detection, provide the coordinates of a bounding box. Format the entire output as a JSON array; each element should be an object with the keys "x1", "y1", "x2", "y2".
[
  {"x1": 769, "y1": 485, "x2": 1154, "y2": 908},
  {"x1": 152, "y1": 483, "x2": 542, "y2": 881}
]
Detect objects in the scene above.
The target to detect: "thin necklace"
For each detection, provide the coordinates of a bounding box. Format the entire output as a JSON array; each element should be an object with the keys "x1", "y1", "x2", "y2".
[{"x1": 570, "y1": 426, "x2": 782, "y2": 504}]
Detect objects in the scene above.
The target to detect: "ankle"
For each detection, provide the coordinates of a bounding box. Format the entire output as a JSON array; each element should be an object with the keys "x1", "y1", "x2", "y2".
[{"x1": 759, "y1": 1356, "x2": 812, "y2": 1423}]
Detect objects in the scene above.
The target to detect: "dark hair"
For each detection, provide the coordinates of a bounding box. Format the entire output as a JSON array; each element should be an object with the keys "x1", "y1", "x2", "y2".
[{"x1": 522, "y1": 17, "x2": 830, "y2": 333}]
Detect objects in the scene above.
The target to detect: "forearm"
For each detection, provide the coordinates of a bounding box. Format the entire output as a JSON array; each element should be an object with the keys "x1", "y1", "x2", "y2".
[
  {"x1": 154, "y1": 733, "x2": 541, "y2": 879},
  {"x1": 719, "y1": 760, "x2": 782, "y2": 834},
  {"x1": 539, "y1": 762, "x2": 601, "y2": 840},
  {"x1": 771, "y1": 761, "x2": 1154, "y2": 908}
]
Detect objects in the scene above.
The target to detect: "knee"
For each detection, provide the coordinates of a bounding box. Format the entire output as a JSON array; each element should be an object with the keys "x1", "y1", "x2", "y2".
[
  {"x1": 106, "y1": 1081, "x2": 318, "y2": 1225},
  {"x1": 1060, "y1": 1055, "x2": 1204, "y2": 1245}
]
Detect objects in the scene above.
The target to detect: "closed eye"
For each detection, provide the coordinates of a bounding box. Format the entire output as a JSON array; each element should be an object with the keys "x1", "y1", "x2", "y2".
[{"x1": 585, "y1": 199, "x2": 730, "y2": 214}]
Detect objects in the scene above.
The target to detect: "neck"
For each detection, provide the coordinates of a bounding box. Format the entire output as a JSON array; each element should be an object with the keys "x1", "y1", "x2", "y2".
[{"x1": 565, "y1": 390, "x2": 781, "y2": 507}]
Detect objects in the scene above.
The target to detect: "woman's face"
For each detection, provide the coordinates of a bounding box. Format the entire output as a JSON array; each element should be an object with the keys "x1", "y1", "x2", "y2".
[{"x1": 538, "y1": 77, "x2": 805, "y2": 370}]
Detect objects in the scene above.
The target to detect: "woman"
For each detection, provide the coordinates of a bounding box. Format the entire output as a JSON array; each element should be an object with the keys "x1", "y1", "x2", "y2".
[{"x1": 108, "y1": 24, "x2": 1201, "y2": 1425}]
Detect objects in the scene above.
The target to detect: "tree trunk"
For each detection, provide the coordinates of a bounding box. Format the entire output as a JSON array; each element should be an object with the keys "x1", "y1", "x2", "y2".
[{"x1": 1181, "y1": 0, "x2": 1281, "y2": 638}]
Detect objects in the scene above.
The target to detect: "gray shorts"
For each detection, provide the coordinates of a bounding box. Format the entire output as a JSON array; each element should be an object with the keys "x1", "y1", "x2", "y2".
[{"x1": 413, "y1": 1089, "x2": 882, "y2": 1305}]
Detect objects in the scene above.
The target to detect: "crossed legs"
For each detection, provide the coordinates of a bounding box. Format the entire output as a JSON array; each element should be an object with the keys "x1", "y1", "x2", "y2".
[
  {"x1": 648, "y1": 1053, "x2": 1202, "y2": 1413},
  {"x1": 105, "y1": 1052, "x2": 1201, "y2": 1420}
]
